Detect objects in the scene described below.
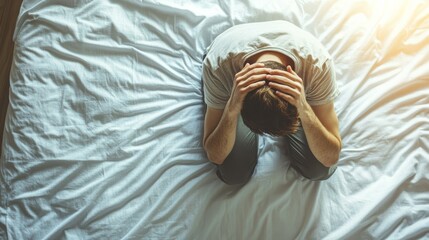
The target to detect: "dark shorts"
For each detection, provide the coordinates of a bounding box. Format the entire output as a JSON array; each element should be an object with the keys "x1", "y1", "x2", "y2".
[{"x1": 215, "y1": 116, "x2": 337, "y2": 185}]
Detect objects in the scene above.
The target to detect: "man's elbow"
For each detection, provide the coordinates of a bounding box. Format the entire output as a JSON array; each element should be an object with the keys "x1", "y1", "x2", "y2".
[
  {"x1": 206, "y1": 153, "x2": 224, "y2": 165},
  {"x1": 203, "y1": 141, "x2": 224, "y2": 165},
  {"x1": 322, "y1": 140, "x2": 342, "y2": 167},
  {"x1": 322, "y1": 156, "x2": 339, "y2": 168},
  {"x1": 205, "y1": 151, "x2": 225, "y2": 165}
]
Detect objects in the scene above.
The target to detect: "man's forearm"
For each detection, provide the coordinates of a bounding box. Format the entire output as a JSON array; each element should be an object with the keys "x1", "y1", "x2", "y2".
[
  {"x1": 299, "y1": 104, "x2": 341, "y2": 167},
  {"x1": 204, "y1": 102, "x2": 239, "y2": 165}
]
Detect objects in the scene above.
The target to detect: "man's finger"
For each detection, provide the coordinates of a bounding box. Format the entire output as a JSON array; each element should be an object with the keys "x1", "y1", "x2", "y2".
[
  {"x1": 268, "y1": 82, "x2": 300, "y2": 97},
  {"x1": 237, "y1": 68, "x2": 271, "y2": 82},
  {"x1": 269, "y1": 69, "x2": 301, "y2": 82},
  {"x1": 242, "y1": 80, "x2": 266, "y2": 94},
  {"x1": 238, "y1": 73, "x2": 268, "y2": 88},
  {"x1": 266, "y1": 75, "x2": 301, "y2": 90},
  {"x1": 287, "y1": 65, "x2": 299, "y2": 76},
  {"x1": 235, "y1": 62, "x2": 265, "y2": 78},
  {"x1": 275, "y1": 91, "x2": 296, "y2": 106}
]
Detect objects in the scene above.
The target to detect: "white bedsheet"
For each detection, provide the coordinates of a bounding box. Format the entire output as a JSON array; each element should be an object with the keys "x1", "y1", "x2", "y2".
[{"x1": 1, "y1": 0, "x2": 428, "y2": 239}]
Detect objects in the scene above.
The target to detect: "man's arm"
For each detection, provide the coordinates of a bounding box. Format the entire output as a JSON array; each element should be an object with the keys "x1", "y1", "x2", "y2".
[
  {"x1": 299, "y1": 102, "x2": 341, "y2": 167},
  {"x1": 203, "y1": 63, "x2": 270, "y2": 165},
  {"x1": 203, "y1": 105, "x2": 238, "y2": 165},
  {"x1": 267, "y1": 66, "x2": 341, "y2": 167}
]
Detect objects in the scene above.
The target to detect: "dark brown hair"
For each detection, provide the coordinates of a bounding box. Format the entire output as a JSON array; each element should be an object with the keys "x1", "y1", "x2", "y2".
[{"x1": 241, "y1": 60, "x2": 299, "y2": 136}]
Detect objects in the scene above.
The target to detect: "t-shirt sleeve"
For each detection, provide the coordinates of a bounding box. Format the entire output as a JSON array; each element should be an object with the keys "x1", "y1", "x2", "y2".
[
  {"x1": 202, "y1": 62, "x2": 230, "y2": 109},
  {"x1": 306, "y1": 59, "x2": 340, "y2": 106}
]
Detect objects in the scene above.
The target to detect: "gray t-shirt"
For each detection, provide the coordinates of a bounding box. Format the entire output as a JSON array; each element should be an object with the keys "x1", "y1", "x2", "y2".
[{"x1": 203, "y1": 20, "x2": 339, "y2": 109}]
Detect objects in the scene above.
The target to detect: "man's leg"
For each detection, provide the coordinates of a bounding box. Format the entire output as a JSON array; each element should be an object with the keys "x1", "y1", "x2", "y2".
[
  {"x1": 286, "y1": 124, "x2": 336, "y2": 181},
  {"x1": 215, "y1": 116, "x2": 258, "y2": 185}
]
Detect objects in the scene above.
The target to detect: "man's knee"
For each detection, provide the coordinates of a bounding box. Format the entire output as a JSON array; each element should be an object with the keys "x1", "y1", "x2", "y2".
[
  {"x1": 216, "y1": 166, "x2": 254, "y2": 185},
  {"x1": 287, "y1": 125, "x2": 337, "y2": 181},
  {"x1": 298, "y1": 164, "x2": 336, "y2": 181}
]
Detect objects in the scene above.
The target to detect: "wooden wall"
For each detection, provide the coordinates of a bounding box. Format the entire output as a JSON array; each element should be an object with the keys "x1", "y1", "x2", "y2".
[{"x1": 0, "y1": 0, "x2": 23, "y2": 155}]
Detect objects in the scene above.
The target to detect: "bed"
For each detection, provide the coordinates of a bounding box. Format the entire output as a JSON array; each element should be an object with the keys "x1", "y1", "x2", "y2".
[{"x1": 1, "y1": 0, "x2": 428, "y2": 239}]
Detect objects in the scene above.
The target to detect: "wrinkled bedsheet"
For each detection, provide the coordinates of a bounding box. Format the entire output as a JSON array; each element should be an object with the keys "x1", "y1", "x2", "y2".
[{"x1": 1, "y1": 0, "x2": 428, "y2": 239}]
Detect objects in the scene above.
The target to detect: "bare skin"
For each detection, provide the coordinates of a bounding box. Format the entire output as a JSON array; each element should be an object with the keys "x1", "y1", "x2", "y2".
[
  {"x1": 203, "y1": 51, "x2": 341, "y2": 167},
  {"x1": 267, "y1": 66, "x2": 341, "y2": 167},
  {"x1": 246, "y1": 51, "x2": 295, "y2": 69},
  {"x1": 203, "y1": 62, "x2": 270, "y2": 164}
]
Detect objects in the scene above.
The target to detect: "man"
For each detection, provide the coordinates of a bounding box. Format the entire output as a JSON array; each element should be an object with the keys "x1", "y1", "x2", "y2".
[{"x1": 202, "y1": 20, "x2": 342, "y2": 185}]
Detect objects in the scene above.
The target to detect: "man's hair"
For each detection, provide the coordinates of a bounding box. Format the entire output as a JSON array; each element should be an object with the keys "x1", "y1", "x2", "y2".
[{"x1": 241, "y1": 60, "x2": 299, "y2": 136}]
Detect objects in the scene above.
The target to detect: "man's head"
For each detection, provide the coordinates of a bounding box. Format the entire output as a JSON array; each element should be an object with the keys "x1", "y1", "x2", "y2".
[{"x1": 241, "y1": 60, "x2": 299, "y2": 136}]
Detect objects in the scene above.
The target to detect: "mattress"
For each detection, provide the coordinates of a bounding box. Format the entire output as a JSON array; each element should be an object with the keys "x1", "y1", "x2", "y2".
[{"x1": 1, "y1": 0, "x2": 428, "y2": 239}]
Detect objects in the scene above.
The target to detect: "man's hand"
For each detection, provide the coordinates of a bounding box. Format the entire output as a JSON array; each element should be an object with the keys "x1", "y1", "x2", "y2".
[
  {"x1": 228, "y1": 62, "x2": 272, "y2": 114},
  {"x1": 203, "y1": 62, "x2": 271, "y2": 165},
  {"x1": 267, "y1": 65, "x2": 341, "y2": 167},
  {"x1": 266, "y1": 65, "x2": 309, "y2": 113}
]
